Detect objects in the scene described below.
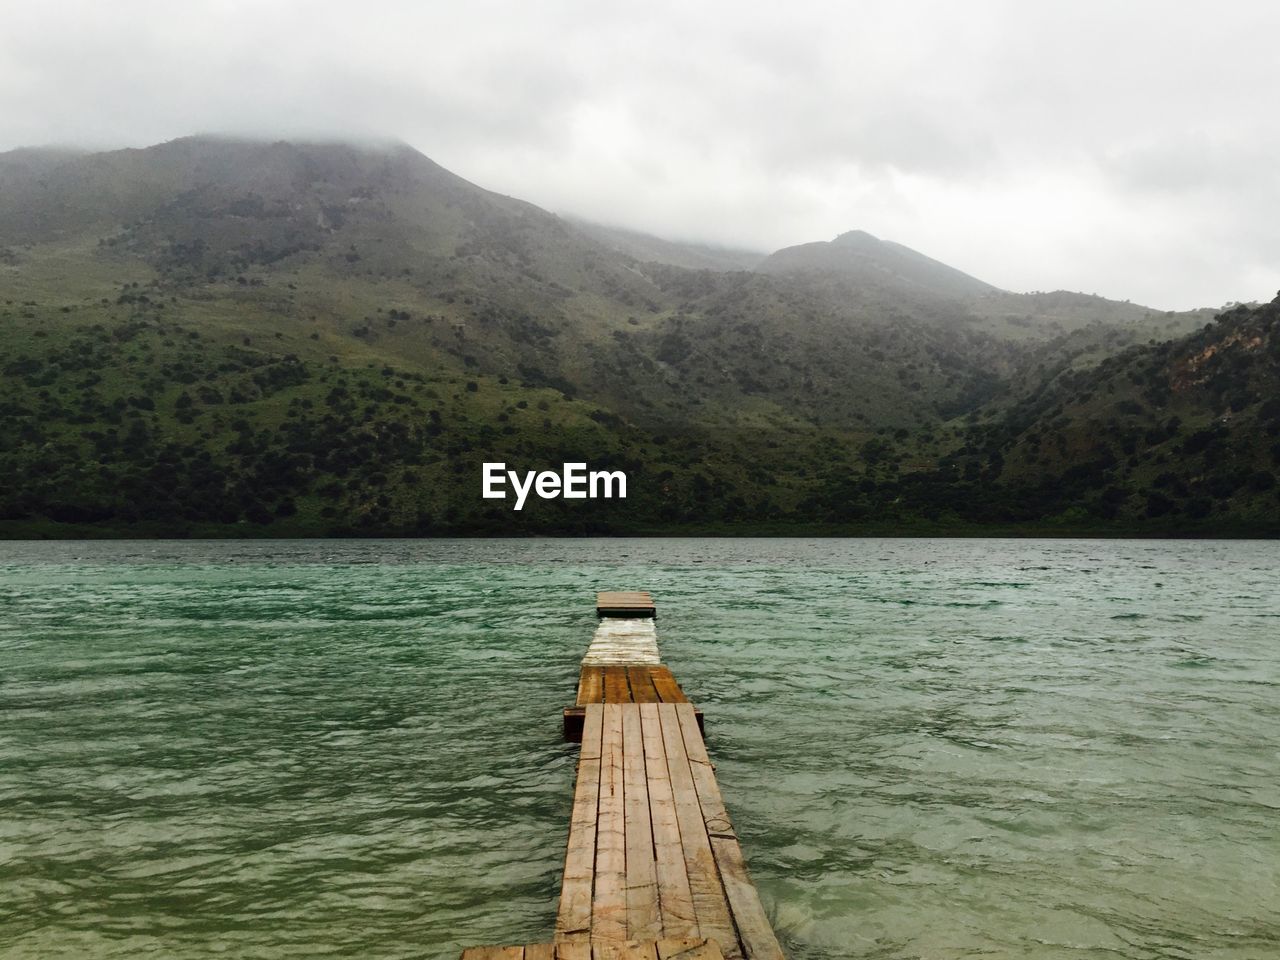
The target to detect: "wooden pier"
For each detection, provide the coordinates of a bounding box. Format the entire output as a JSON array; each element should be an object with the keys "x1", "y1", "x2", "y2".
[
  {"x1": 461, "y1": 592, "x2": 784, "y2": 960},
  {"x1": 596, "y1": 590, "x2": 658, "y2": 619}
]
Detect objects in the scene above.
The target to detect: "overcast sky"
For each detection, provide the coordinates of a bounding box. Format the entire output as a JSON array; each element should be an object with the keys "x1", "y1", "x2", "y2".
[{"x1": 3, "y1": 1, "x2": 1278, "y2": 309}]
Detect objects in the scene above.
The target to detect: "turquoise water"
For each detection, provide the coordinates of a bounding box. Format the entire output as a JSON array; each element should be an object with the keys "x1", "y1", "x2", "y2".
[{"x1": 1, "y1": 538, "x2": 1277, "y2": 959}]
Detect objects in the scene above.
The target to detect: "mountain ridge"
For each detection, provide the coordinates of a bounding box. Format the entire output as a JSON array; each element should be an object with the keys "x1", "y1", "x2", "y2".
[
  {"x1": 1, "y1": 134, "x2": 1261, "y2": 536},
  {"x1": 756, "y1": 227, "x2": 998, "y2": 300}
]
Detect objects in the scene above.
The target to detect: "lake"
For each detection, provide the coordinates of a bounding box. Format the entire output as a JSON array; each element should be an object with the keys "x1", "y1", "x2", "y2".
[{"x1": 1, "y1": 538, "x2": 1276, "y2": 958}]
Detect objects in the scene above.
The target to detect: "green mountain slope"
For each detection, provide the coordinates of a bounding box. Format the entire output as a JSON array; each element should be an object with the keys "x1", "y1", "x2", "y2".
[
  {"x1": 0, "y1": 135, "x2": 1258, "y2": 535},
  {"x1": 0, "y1": 138, "x2": 1017, "y2": 428},
  {"x1": 946, "y1": 294, "x2": 1280, "y2": 526}
]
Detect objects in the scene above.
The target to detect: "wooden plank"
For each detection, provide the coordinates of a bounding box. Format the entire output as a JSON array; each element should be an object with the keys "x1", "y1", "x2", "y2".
[
  {"x1": 584, "y1": 620, "x2": 662, "y2": 665},
  {"x1": 590, "y1": 942, "x2": 659, "y2": 960},
  {"x1": 580, "y1": 702, "x2": 603, "y2": 769},
  {"x1": 603, "y1": 666, "x2": 631, "y2": 703},
  {"x1": 623, "y1": 705, "x2": 661, "y2": 940},
  {"x1": 628, "y1": 666, "x2": 661, "y2": 704},
  {"x1": 592, "y1": 704, "x2": 628, "y2": 941},
  {"x1": 578, "y1": 666, "x2": 604, "y2": 706},
  {"x1": 656, "y1": 941, "x2": 726, "y2": 960},
  {"x1": 461, "y1": 944, "x2": 721, "y2": 960},
  {"x1": 658, "y1": 704, "x2": 739, "y2": 958},
  {"x1": 675, "y1": 704, "x2": 785, "y2": 960},
  {"x1": 673, "y1": 703, "x2": 730, "y2": 833},
  {"x1": 597, "y1": 591, "x2": 657, "y2": 618},
  {"x1": 556, "y1": 704, "x2": 603, "y2": 941},
  {"x1": 640, "y1": 702, "x2": 698, "y2": 939},
  {"x1": 649, "y1": 666, "x2": 688, "y2": 704}
]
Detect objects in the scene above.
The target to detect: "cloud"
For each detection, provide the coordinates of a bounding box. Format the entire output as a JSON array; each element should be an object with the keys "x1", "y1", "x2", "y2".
[{"x1": 2, "y1": 0, "x2": 1278, "y2": 308}]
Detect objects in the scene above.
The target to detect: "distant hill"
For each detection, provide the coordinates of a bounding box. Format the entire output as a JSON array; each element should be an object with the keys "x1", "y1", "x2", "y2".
[
  {"x1": 757, "y1": 229, "x2": 996, "y2": 299},
  {"x1": 0, "y1": 135, "x2": 1256, "y2": 536},
  {"x1": 0, "y1": 135, "x2": 1057, "y2": 433}
]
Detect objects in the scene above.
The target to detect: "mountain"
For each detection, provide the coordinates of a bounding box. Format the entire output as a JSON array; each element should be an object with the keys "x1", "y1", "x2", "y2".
[
  {"x1": 0, "y1": 135, "x2": 1046, "y2": 435},
  {"x1": 757, "y1": 228, "x2": 996, "y2": 300},
  {"x1": 0, "y1": 135, "x2": 1254, "y2": 536}
]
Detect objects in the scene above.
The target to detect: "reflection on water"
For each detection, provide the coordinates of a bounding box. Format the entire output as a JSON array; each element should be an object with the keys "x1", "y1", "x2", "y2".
[{"x1": 1, "y1": 538, "x2": 1277, "y2": 959}]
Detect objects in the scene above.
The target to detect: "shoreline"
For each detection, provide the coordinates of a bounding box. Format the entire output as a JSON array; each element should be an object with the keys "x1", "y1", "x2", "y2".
[{"x1": 4, "y1": 519, "x2": 1279, "y2": 541}]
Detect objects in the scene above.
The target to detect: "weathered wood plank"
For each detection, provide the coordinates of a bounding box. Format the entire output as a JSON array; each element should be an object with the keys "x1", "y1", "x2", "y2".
[
  {"x1": 579, "y1": 704, "x2": 604, "y2": 763},
  {"x1": 640, "y1": 702, "x2": 698, "y2": 939},
  {"x1": 596, "y1": 593, "x2": 653, "y2": 602},
  {"x1": 578, "y1": 666, "x2": 604, "y2": 706},
  {"x1": 556, "y1": 704, "x2": 603, "y2": 941},
  {"x1": 590, "y1": 941, "x2": 659, "y2": 960},
  {"x1": 658, "y1": 704, "x2": 740, "y2": 958},
  {"x1": 649, "y1": 666, "x2": 687, "y2": 704},
  {"x1": 656, "y1": 941, "x2": 726, "y2": 960},
  {"x1": 603, "y1": 666, "x2": 631, "y2": 703},
  {"x1": 592, "y1": 704, "x2": 628, "y2": 941},
  {"x1": 675, "y1": 703, "x2": 785, "y2": 960},
  {"x1": 597, "y1": 590, "x2": 657, "y2": 618},
  {"x1": 673, "y1": 703, "x2": 729, "y2": 831},
  {"x1": 584, "y1": 620, "x2": 661, "y2": 666},
  {"x1": 464, "y1": 942, "x2": 722, "y2": 960},
  {"x1": 622, "y1": 705, "x2": 661, "y2": 940},
  {"x1": 628, "y1": 666, "x2": 661, "y2": 704}
]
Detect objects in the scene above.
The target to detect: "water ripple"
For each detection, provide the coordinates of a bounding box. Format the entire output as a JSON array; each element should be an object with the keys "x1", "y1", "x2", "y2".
[{"x1": 1, "y1": 538, "x2": 1278, "y2": 959}]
